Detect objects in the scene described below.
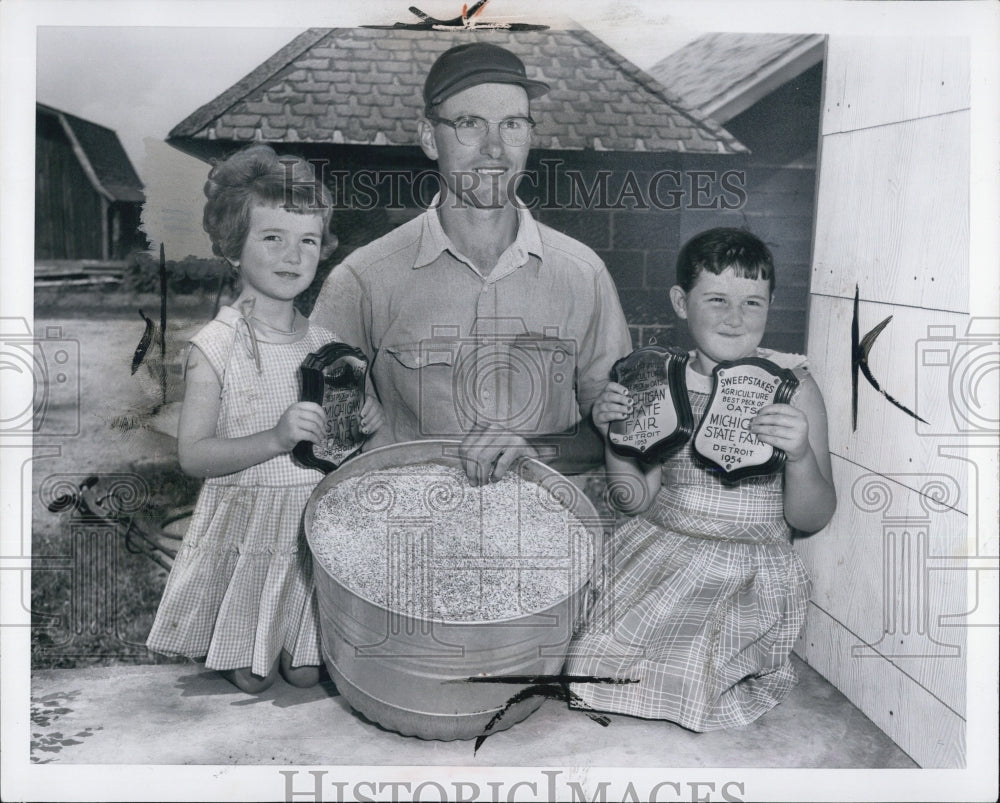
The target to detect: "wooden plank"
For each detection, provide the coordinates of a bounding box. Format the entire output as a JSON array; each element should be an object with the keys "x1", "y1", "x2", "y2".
[
  {"x1": 822, "y1": 36, "x2": 970, "y2": 135},
  {"x1": 807, "y1": 296, "x2": 972, "y2": 499},
  {"x1": 794, "y1": 603, "x2": 965, "y2": 768},
  {"x1": 34, "y1": 276, "x2": 123, "y2": 288},
  {"x1": 802, "y1": 28, "x2": 974, "y2": 778},
  {"x1": 811, "y1": 111, "x2": 969, "y2": 313},
  {"x1": 797, "y1": 456, "x2": 968, "y2": 716},
  {"x1": 34, "y1": 259, "x2": 129, "y2": 276}
]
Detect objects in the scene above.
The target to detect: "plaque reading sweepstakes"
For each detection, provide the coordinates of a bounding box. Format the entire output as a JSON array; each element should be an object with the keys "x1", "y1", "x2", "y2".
[
  {"x1": 693, "y1": 357, "x2": 799, "y2": 479},
  {"x1": 608, "y1": 345, "x2": 694, "y2": 461},
  {"x1": 294, "y1": 342, "x2": 369, "y2": 473}
]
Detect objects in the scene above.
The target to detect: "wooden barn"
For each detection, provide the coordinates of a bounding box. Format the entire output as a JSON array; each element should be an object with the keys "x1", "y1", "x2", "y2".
[
  {"x1": 35, "y1": 103, "x2": 146, "y2": 265},
  {"x1": 650, "y1": 33, "x2": 826, "y2": 353},
  {"x1": 165, "y1": 27, "x2": 758, "y2": 350}
]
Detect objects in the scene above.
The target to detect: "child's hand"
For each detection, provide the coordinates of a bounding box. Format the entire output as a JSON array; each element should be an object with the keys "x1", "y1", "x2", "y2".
[
  {"x1": 272, "y1": 401, "x2": 327, "y2": 451},
  {"x1": 592, "y1": 382, "x2": 633, "y2": 435},
  {"x1": 359, "y1": 395, "x2": 385, "y2": 437},
  {"x1": 751, "y1": 403, "x2": 810, "y2": 462}
]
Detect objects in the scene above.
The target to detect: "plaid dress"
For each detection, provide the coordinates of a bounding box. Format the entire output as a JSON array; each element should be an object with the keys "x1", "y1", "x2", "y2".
[
  {"x1": 146, "y1": 305, "x2": 336, "y2": 675},
  {"x1": 566, "y1": 349, "x2": 812, "y2": 731}
]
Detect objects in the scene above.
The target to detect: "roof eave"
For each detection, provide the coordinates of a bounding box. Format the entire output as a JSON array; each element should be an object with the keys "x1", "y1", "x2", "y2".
[
  {"x1": 567, "y1": 29, "x2": 749, "y2": 156},
  {"x1": 167, "y1": 133, "x2": 749, "y2": 157},
  {"x1": 704, "y1": 35, "x2": 826, "y2": 123},
  {"x1": 53, "y1": 112, "x2": 115, "y2": 203}
]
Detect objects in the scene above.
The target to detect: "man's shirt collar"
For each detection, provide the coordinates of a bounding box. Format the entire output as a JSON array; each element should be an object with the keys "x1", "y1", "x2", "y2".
[{"x1": 414, "y1": 196, "x2": 544, "y2": 274}]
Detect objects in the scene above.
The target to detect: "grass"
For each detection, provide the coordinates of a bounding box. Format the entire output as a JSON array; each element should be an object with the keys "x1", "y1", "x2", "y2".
[
  {"x1": 32, "y1": 460, "x2": 200, "y2": 670},
  {"x1": 31, "y1": 287, "x2": 216, "y2": 670}
]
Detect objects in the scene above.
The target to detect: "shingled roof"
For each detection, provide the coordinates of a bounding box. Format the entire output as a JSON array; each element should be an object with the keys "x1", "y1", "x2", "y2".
[
  {"x1": 168, "y1": 27, "x2": 746, "y2": 155},
  {"x1": 37, "y1": 103, "x2": 145, "y2": 202},
  {"x1": 649, "y1": 33, "x2": 825, "y2": 123}
]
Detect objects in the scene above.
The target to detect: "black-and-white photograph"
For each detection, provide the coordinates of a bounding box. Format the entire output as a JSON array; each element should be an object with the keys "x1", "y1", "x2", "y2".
[{"x1": 1, "y1": 1, "x2": 997, "y2": 800}]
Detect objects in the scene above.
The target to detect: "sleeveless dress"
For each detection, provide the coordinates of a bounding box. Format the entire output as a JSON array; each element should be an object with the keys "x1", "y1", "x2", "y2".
[
  {"x1": 566, "y1": 349, "x2": 813, "y2": 731},
  {"x1": 146, "y1": 305, "x2": 337, "y2": 675}
]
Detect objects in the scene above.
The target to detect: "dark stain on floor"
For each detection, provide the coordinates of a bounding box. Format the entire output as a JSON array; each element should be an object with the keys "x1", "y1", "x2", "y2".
[{"x1": 31, "y1": 689, "x2": 102, "y2": 763}]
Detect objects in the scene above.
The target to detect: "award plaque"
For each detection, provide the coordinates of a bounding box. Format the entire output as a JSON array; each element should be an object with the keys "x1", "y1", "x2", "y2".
[
  {"x1": 693, "y1": 357, "x2": 799, "y2": 480},
  {"x1": 293, "y1": 342, "x2": 369, "y2": 473},
  {"x1": 608, "y1": 345, "x2": 694, "y2": 461}
]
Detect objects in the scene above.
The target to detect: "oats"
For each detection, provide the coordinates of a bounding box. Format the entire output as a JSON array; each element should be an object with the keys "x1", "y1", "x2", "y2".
[{"x1": 311, "y1": 464, "x2": 594, "y2": 621}]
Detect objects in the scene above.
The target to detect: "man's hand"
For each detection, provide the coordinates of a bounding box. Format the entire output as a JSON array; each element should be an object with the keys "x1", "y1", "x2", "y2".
[
  {"x1": 359, "y1": 395, "x2": 385, "y2": 436},
  {"x1": 459, "y1": 426, "x2": 539, "y2": 486}
]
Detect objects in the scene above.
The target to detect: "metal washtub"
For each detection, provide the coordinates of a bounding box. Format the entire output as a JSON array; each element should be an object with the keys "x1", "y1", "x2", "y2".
[{"x1": 304, "y1": 440, "x2": 603, "y2": 741}]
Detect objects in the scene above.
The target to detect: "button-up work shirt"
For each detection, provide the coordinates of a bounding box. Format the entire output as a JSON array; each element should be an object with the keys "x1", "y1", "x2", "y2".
[{"x1": 311, "y1": 204, "x2": 632, "y2": 449}]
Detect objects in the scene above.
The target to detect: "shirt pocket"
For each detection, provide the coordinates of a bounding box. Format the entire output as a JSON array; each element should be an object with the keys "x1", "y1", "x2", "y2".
[
  {"x1": 381, "y1": 341, "x2": 462, "y2": 436},
  {"x1": 381, "y1": 336, "x2": 579, "y2": 435},
  {"x1": 383, "y1": 342, "x2": 457, "y2": 371}
]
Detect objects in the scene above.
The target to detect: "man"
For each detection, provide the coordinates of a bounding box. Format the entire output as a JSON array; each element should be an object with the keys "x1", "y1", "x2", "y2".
[{"x1": 312, "y1": 42, "x2": 632, "y2": 484}]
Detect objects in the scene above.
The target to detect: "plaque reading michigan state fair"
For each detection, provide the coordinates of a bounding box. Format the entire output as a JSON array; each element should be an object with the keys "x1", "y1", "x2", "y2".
[
  {"x1": 294, "y1": 342, "x2": 369, "y2": 473},
  {"x1": 608, "y1": 345, "x2": 693, "y2": 461},
  {"x1": 693, "y1": 357, "x2": 799, "y2": 480}
]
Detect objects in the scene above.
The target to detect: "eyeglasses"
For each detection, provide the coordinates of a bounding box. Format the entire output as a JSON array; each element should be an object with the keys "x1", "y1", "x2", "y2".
[{"x1": 425, "y1": 113, "x2": 536, "y2": 147}]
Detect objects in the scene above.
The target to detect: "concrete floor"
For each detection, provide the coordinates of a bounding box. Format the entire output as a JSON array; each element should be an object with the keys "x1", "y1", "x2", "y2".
[{"x1": 30, "y1": 655, "x2": 916, "y2": 768}]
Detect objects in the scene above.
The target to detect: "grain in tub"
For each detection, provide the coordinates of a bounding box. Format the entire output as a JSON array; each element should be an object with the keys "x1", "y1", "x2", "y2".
[{"x1": 305, "y1": 441, "x2": 602, "y2": 740}]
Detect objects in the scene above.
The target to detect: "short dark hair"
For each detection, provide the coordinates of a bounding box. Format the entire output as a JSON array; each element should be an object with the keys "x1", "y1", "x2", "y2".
[
  {"x1": 675, "y1": 227, "x2": 776, "y2": 294},
  {"x1": 202, "y1": 144, "x2": 336, "y2": 263}
]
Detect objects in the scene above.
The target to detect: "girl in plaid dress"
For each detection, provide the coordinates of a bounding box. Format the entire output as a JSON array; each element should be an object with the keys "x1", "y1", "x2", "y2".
[
  {"x1": 147, "y1": 146, "x2": 382, "y2": 693},
  {"x1": 567, "y1": 228, "x2": 836, "y2": 730}
]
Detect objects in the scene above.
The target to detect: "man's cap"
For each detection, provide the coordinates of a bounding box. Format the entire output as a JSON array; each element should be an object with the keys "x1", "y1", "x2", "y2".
[{"x1": 423, "y1": 43, "x2": 550, "y2": 110}]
